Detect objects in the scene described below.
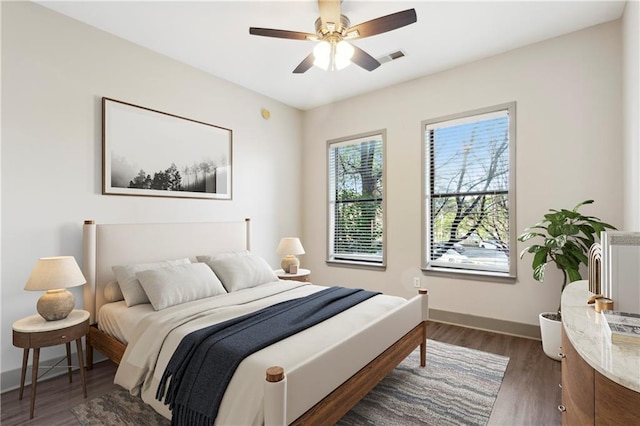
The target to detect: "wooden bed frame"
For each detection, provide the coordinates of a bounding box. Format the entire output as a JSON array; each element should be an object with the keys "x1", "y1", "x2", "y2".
[{"x1": 82, "y1": 219, "x2": 429, "y2": 425}]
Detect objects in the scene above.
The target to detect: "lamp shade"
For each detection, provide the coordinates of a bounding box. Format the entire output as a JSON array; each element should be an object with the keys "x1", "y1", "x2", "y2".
[
  {"x1": 24, "y1": 256, "x2": 86, "y2": 291},
  {"x1": 276, "y1": 238, "x2": 305, "y2": 256}
]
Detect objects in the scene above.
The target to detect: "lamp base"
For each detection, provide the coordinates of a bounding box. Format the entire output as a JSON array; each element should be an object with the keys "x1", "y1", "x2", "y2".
[
  {"x1": 281, "y1": 255, "x2": 300, "y2": 274},
  {"x1": 37, "y1": 289, "x2": 75, "y2": 321}
]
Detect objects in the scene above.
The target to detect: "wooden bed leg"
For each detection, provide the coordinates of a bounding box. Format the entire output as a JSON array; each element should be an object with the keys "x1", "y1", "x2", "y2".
[
  {"x1": 420, "y1": 324, "x2": 427, "y2": 367},
  {"x1": 419, "y1": 288, "x2": 429, "y2": 367},
  {"x1": 264, "y1": 366, "x2": 287, "y2": 426}
]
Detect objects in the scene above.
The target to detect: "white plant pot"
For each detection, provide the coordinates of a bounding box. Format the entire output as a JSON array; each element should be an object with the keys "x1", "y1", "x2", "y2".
[{"x1": 539, "y1": 312, "x2": 562, "y2": 361}]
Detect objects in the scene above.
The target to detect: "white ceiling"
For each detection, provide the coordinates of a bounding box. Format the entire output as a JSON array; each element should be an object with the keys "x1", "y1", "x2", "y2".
[{"x1": 36, "y1": 1, "x2": 626, "y2": 111}]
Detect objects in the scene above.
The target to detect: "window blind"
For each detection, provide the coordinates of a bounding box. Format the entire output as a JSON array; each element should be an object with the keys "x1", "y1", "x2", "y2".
[{"x1": 328, "y1": 132, "x2": 385, "y2": 265}]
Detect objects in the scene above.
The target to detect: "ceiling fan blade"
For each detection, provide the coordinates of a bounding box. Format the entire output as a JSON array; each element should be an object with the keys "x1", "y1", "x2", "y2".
[
  {"x1": 350, "y1": 45, "x2": 381, "y2": 72},
  {"x1": 318, "y1": 0, "x2": 341, "y2": 28},
  {"x1": 348, "y1": 9, "x2": 417, "y2": 39},
  {"x1": 293, "y1": 53, "x2": 315, "y2": 74},
  {"x1": 250, "y1": 27, "x2": 316, "y2": 41}
]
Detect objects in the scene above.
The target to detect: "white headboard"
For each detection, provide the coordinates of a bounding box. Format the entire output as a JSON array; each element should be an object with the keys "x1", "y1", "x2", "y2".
[{"x1": 82, "y1": 219, "x2": 251, "y2": 323}]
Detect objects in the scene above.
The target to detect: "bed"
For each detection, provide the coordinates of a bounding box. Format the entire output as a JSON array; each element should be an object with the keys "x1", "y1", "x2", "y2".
[{"x1": 82, "y1": 218, "x2": 429, "y2": 425}]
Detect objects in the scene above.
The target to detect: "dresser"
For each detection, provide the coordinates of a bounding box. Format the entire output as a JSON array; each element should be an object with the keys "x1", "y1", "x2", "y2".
[{"x1": 560, "y1": 281, "x2": 640, "y2": 425}]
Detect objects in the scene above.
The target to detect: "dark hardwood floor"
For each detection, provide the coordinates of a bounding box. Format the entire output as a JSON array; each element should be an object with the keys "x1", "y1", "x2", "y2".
[
  {"x1": 1, "y1": 358, "x2": 119, "y2": 426},
  {"x1": 1, "y1": 321, "x2": 561, "y2": 425}
]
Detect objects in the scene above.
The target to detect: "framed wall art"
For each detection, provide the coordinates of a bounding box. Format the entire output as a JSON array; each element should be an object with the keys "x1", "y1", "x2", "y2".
[{"x1": 102, "y1": 97, "x2": 232, "y2": 200}]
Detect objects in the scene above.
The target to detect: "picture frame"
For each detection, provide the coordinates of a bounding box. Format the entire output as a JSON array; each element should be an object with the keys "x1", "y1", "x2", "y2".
[{"x1": 102, "y1": 97, "x2": 232, "y2": 200}]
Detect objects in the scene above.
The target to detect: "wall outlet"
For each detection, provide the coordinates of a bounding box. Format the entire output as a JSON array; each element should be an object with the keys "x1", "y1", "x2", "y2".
[{"x1": 413, "y1": 277, "x2": 421, "y2": 288}]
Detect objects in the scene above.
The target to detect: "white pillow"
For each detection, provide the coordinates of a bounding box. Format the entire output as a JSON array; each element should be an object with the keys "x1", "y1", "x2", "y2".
[
  {"x1": 112, "y1": 258, "x2": 191, "y2": 307},
  {"x1": 197, "y1": 251, "x2": 279, "y2": 292},
  {"x1": 136, "y1": 263, "x2": 227, "y2": 311},
  {"x1": 103, "y1": 281, "x2": 124, "y2": 303}
]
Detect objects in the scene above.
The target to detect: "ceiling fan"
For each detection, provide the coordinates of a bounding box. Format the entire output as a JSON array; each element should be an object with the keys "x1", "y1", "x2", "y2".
[{"x1": 249, "y1": 0, "x2": 417, "y2": 74}]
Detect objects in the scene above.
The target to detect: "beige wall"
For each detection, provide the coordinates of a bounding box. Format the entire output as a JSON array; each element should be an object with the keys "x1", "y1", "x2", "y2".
[
  {"x1": 623, "y1": 0, "x2": 640, "y2": 230},
  {"x1": 301, "y1": 21, "x2": 624, "y2": 328},
  {"x1": 0, "y1": 2, "x2": 302, "y2": 384}
]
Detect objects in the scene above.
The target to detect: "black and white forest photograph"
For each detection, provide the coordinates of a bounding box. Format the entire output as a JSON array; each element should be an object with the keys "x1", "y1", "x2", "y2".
[{"x1": 103, "y1": 98, "x2": 232, "y2": 200}]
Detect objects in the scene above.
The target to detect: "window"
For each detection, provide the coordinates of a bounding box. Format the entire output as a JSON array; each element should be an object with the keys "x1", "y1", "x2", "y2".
[
  {"x1": 328, "y1": 130, "x2": 386, "y2": 268},
  {"x1": 422, "y1": 103, "x2": 516, "y2": 278}
]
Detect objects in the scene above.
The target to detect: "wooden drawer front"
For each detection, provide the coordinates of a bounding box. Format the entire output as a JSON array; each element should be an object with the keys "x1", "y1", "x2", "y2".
[
  {"x1": 14, "y1": 320, "x2": 89, "y2": 348},
  {"x1": 595, "y1": 372, "x2": 640, "y2": 425},
  {"x1": 561, "y1": 326, "x2": 594, "y2": 425}
]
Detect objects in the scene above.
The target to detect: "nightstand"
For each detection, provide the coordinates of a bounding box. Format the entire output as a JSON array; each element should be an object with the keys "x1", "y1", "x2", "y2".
[
  {"x1": 275, "y1": 268, "x2": 311, "y2": 282},
  {"x1": 12, "y1": 309, "x2": 90, "y2": 419}
]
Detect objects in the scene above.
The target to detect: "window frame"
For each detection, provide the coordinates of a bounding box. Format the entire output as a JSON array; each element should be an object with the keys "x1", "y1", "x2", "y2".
[
  {"x1": 326, "y1": 129, "x2": 387, "y2": 270},
  {"x1": 421, "y1": 102, "x2": 517, "y2": 280}
]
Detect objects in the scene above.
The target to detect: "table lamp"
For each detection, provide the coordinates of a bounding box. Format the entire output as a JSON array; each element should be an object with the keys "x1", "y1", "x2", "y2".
[
  {"x1": 24, "y1": 256, "x2": 86, "y2": 321},
  {"x1": 276, "y1": 237, "x2": 305, "y2": 273}
]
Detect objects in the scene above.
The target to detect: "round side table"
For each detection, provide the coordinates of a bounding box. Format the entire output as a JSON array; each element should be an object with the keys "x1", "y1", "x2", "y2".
[
  {"x1": 12, "y1": 309, "x2": 90, "y2": 419},
  {"x1": 275, "y1": 268, "x2": 311, "y2": 282}
]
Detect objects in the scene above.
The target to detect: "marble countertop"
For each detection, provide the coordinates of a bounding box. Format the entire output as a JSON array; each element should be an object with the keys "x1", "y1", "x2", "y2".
[{"x1": 562, "y1": 280, "x2": 640, "y2": 392}]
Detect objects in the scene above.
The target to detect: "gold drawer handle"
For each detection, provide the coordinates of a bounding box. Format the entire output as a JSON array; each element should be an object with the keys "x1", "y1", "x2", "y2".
[
  {"x1": 558, "y1": 405, "x2": 566, "y2": 413},
  {"x1": 60, "y1": 335, "x2": 67, "y2": 339}
]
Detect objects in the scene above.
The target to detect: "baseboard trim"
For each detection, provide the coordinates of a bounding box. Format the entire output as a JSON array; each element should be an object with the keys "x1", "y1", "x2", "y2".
[{"x1": 429, "y1": 309, "x2": 541, "y2": 340}]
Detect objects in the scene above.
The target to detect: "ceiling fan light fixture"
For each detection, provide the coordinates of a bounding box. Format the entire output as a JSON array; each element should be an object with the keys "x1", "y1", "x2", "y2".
[
  {"x1": 334, "y1": 40, "x2": 354, "y2": 70},
  {"x1": 313, "y1": 39, "x2": 353, "y2": 71},
  {"x1": 313, "y1": 40, "x2": 331, "y2": 70},
  {"x1": 345, "y1": 29, "x2": 360, "y2": 39},
  {"x1": 249, "y1": 2, "x2": 416, "y2": 74}
]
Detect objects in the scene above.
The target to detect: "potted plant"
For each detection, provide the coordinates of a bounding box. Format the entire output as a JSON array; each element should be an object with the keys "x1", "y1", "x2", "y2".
[{"x1": 518, "y1": 200, "x2": 616, "y2": 360}]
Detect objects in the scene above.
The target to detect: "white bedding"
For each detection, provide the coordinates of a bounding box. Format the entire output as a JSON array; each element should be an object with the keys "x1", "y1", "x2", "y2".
[
  {"x1": 98, "y1": 301, "x2": 155, "y2": 344},
  {"x1": 113, "y1": 280, "x2": 418, "y2": 425}
]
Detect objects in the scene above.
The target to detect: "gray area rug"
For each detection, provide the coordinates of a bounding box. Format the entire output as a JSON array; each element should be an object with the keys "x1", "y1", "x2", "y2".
[
  {"x1": 71, "y1": 339, "x2": 508, "y2": 426},
  {"x1": 338, "y1": 340, "x2": 509, "y2": 426}
]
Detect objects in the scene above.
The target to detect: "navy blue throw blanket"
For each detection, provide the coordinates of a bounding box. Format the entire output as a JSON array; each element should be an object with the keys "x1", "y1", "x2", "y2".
[{"x1": 156, "y1": 286, "x2": 380, "y2": 426}]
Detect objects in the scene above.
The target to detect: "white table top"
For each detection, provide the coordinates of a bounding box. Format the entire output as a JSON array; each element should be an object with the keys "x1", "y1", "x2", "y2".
[
  {"x1": 562, "y1": 281, "x2": 640, "y2": 392},
  {"x1": 275, "y1": 268, "x2": 310, "y2": 277},
  {"x1": 12, "y1": 309, "x2": 90, "y2": 333}
]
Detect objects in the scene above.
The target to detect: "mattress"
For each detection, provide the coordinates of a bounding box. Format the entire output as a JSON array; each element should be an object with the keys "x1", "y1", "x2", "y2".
[{"x1": 98, "y1": 300, "x2": 156, "y2": 344}]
